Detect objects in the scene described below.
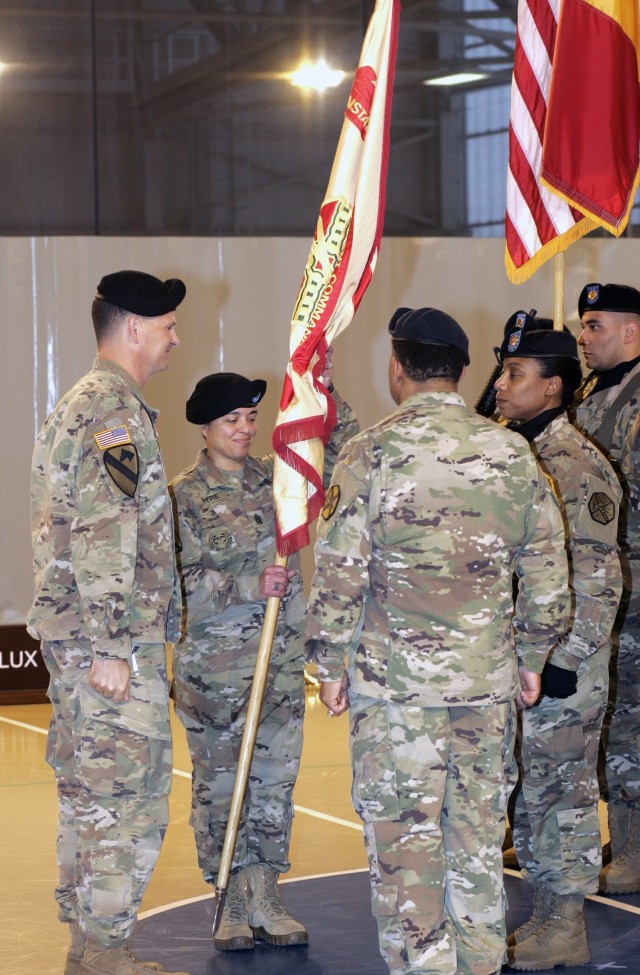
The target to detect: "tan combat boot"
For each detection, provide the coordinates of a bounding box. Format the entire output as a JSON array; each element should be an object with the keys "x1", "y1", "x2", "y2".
[
  {"x1": 506, "y1": 893, "x2": 589, "y2": 970},
  {"x1": 213, "y1": 870, "x2": 254, "y2": 951},
  {"x1": 599, "y1": 806, "x2": 640, "y2": 894},
  {"x1": 246, "y1": 863, "x2": 308, "y2": 946},
  {"x1": 64, "y1": 921, "x2": 86, "y2": 975},
  {"x1": 507, "y1": 886, "x2": 554, "y2": 947},
  {"x1": 603, "y1": 801, "x2": 630, "y2": 863},
  {"x1": 77, "y1": 942, "x2": 190, "y2": 975}
]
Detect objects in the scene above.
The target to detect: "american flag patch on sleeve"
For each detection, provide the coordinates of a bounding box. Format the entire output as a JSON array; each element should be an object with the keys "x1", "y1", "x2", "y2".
[{"x1": 94, "y1": 424, "x2": 131, "y2": 450}]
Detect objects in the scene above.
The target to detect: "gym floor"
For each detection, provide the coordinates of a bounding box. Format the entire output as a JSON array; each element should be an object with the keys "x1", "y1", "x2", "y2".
[{"x1": 2, "y1": 684, "x2": 639, "y2": 975}]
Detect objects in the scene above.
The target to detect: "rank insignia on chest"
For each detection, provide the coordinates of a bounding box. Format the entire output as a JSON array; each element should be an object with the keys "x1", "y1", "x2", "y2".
[
  {"x1": 104, "y1": 445, "x2": 139, "y2": 498},
  {"x1": 322, "y1": 484, "x2": 341, "y2": 521}
]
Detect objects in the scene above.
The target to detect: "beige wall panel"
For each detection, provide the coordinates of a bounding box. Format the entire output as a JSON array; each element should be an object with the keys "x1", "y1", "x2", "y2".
[{"x1": 4, "y1": 234, "x2": 640, "y2": 622}]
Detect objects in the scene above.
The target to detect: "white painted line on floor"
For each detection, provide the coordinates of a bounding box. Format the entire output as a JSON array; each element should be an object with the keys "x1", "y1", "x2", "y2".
[
  {"x1": 0, "y1": 715, "x2": 48, "y2": 734},
  {"x1": 293, "y1": 803, "x2": 362, "y2": 831}
]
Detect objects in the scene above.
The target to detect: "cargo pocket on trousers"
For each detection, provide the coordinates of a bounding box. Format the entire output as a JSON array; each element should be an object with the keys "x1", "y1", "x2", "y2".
[{"x1": 77, "y1": 718, "x2": 165, "y2": 798}]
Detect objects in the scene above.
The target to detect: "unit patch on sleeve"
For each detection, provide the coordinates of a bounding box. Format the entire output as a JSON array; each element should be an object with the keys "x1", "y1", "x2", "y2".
[
  {"x1": 322, "y1": 484, "x2": 341, "y2": 521},
  {"x1": 104, "y1": 445, "x2": 139, "y2": 498},
  {"x1": 588, "y1": 491, "x2": 616, "y2": 526}
]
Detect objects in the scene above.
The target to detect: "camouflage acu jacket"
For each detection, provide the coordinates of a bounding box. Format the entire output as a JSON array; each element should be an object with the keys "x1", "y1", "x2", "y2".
[
  {"x1": 574, "y1": 360, "x2": 640, "y2": 565},
  {"x1": 27, "y1": 357, "x2": 180, "y2": 656},
  {"x1": 169, "y1": 388, "x2": 358, "y2": 653},
  {"x1": 306, "y1": 390, "x2": 570, "y2": 707},
  {"x1": 531, "y1": 414, "x2": 622, "y2": 670}
]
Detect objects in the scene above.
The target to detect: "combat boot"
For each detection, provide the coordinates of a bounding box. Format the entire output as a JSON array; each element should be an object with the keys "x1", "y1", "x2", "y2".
[
  {"x1": 506, "y1": 892, "x2": 589, "y2": 970},
  {"x1": 64, "y1": 921, "x2": 86, "y2": 975},
  {"x1": 599, "y1": 806, "x2": 640, "y2": 894},
  {"x1": 603, "y1": 802, "x2": 630, "y2": 862},
  {"x1": 213, "y1": 870, "x2": 254, "y2": 951},
  {"x1": 246, "y1": 863, "x2": 308, "y2": 946},
  {"x1": 77, "y1": 942, "x2": 190, "y2": 975},
  {"x1": 507, "y1": 885, "x2": 553, "y2": 946}
]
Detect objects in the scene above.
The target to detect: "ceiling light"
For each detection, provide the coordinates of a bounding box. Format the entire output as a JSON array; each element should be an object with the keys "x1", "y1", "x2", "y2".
[
  {"x1": 290, "y1": 59, "x2": 346, "y2": 92},
  {"x1": 424, "y1": 71, "x2": 488, "y2": 87}
]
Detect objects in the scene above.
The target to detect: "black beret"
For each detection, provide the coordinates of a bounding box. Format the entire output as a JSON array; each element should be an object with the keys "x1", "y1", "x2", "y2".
[
  {"x1": 502, "y1": 328, "x2": 579, "y2": 361},
  {"x1": 186, "y1": 372, "x2": 267, "y2": 424},
  {"x1": 388, "y1": 307, "x2": 470, "y2": 365},
  {"x1": 96, "y1": 269, "x2": 186, "y2": 317},
  {"x1": 578, "y1": 283, "x2": 640, "y2": 318}
]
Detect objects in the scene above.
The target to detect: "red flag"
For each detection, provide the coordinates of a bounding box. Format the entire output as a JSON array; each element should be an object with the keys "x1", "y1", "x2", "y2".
[
  {"x1": 505, "y1": 0, "x2": 640, "y2": 284},
  {"x1": 271, "y1": 0, "x2": 399, "y2": 556}
]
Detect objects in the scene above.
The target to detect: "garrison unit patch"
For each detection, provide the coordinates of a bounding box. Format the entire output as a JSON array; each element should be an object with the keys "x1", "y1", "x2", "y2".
[
  {"x1": 588, "y1": 491, "x2": 616, "y2": 526},
  {"x1": 322, "y1": 484, "x2": 341, "y2": 521},
  {"x1": 104, "y1": 445, "x2": 139, "y2": 498}
]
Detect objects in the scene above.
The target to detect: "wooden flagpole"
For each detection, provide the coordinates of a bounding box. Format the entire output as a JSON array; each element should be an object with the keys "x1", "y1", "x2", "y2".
[
  {"x1": 211, "y1": 553, "x2": 288, "y2": 935},
  {"x1": 553, "y1": 252, "x2": 564, "y2": 331}
]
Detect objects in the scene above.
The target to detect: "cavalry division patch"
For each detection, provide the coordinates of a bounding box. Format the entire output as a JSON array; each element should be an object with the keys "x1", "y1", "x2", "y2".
[
  {"x1": 322, "y1": 484, "x2": 341, "y2": 521},
  {"x1": 588, "y1": 491, "x2": 615, "y2": 526},
  {"x1": 104, "y1": 445, "x2": 139, "y2": 498}
]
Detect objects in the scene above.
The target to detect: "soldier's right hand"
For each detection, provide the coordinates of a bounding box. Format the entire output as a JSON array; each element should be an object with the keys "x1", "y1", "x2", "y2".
[{"x1": 89, "y1": 657, "x2": 131, "y2": 704}]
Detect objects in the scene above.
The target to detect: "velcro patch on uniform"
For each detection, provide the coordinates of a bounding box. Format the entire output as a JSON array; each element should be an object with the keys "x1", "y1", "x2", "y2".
[
  {"x1": 104, "y1": 445, "x2": 139, "y2": 498},
  {"x1": 94, "y1": 424, "x2": 132, "y2": 450},
  {"x1": 588, "y1": 491, "x2": 615, "y2": 525},
  {"x1": 208, "y1": 528, "x2": 232, "y2": 551},
  {"x1": 322, "y1": 484, "x2": 341, "y2": 521}
]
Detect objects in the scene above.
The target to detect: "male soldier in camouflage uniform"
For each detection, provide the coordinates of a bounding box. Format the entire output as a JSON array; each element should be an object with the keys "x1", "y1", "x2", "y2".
[
  {"x1": 304, "y1": 307, "x2": 570, "y2": 975},
  {"x1": 169, "y1": 358, "x2": 357, "y2": 951},
  {"x1": 27, "y1": 271, "x2": 192, "y2": 975},
  {"x1": 493, "y1": 317, "x2": 622, "y2": 969},
  {"x1": 573, "y1": 283, "x2": 640, "y2": 895}
]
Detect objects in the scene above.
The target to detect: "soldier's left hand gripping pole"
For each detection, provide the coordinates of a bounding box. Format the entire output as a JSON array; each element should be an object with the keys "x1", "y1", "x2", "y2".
[{"x1": 211, "y1": 552, "x2": 288, "y2": 936}]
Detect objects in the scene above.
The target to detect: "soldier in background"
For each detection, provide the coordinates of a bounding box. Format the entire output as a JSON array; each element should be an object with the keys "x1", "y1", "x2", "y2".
[
  {"x1": 169, "y1": 358, "x2": 358, "y2": 951},
  {"x1": 574, "y1": 283, "x2": 640, "y2": 895},
  {"x1": 27, "y1": 271, "x2": 192, "y2": 975},
  {"x1": 305, "y1": 307, "x2": 570, "y2": 975},
  {"x1": 494, "y1": 317, "x2": 622, "y2": 969}
]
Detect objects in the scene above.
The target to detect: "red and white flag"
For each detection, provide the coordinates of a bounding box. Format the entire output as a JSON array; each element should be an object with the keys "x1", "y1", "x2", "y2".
[
  {"x1": 505, "y1": 0, "x2": 640, "y2": 284},
  {"x1": 271, "y1": 0, "x2": 399, "y2": 556}
]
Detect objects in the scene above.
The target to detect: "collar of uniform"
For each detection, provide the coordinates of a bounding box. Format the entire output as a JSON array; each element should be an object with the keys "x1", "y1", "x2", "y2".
[
  {"x1": 198, "y1": 446, "x2": 246, "y2": 484},
  {"x1": 585, "y1": 353, "x2": 640, "y2": 396},
  {"x1": 401, "y1": 389, "x2": 466, "y2": 410},
  {"x1": 507, "y1": 406, "x2": 565, "y2": 443},
  {"x1": 92, "y1": 356, "x2": 159, "y2": 422}
]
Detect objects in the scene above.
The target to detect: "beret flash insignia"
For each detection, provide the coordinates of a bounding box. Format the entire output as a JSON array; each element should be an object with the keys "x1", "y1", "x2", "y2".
[
  {"x1": 588, "y1": 491, "x2": 615, "y2": 525},
  {"x1": 586, "y1": 285, "x2": 600, "y2": 305},
  {"x1": 508, "y1": 331, "x2": 522, "y2": 351},
  {"x1": 322, "y1": 484, "x2": 341, "y2": 521},
  {"x1": 516, "y1": 312, "x2": 527, "y2": 329}
]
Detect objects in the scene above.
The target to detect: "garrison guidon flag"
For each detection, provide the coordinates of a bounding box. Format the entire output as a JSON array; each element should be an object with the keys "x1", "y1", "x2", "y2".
[
  {"x1": 505, "y1": 0, "x2": 640, "y2": 284},
  {"x1": 271, "y1": 0, "x2": 399, "y2": 556}
]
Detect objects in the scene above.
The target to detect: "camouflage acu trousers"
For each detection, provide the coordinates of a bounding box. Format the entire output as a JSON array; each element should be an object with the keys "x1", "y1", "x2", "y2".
[
  {"x1": 604, "y1": 592, "x2": 640, "y2": 808},
  {"x1": 349, "y1": 693, "x2": 515, "y2": 975},
  {"x1": 41, "y1": 639, "x2": 172, "y2": 946},
  {"x1": 176, "y1": 654, "x2": 305, "y2": 883},
  {"x1": 511, "y1": 647, "x2": 609, "y2": 894}
]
